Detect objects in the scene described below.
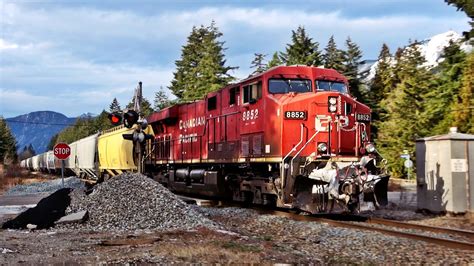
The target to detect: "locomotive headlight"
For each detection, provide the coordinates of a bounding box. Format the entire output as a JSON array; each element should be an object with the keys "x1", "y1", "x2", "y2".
[
  {"x1": 328, "y1": 96, "x2": 338, "y2": 113},
  {"x1": 365, "y1": 143, "x2": 376, "y2": 153},
  {"x1": 317, "y1": 142, "x2": 328, "y2": 153}
]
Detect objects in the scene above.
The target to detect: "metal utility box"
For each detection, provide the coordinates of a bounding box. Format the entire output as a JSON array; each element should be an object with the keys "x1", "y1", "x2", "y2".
[{"x1": 416, "y1": 128, "x2": 474, "y2": 214}]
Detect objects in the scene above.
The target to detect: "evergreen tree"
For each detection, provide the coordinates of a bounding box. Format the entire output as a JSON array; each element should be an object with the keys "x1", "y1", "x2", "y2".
[
  {"x1": 127, "y1": 97, "x2": 154, "y2": 117},
  {"x1": 154, "y1": 86, "x2": 172, "y2": 111},
  {"x1": 280, "y1": 26, "x2": 321, "y2": 66},
  {"x1": 377, "y1": 44, "x2": 434, "y2": 178},
  {"x1": 250, "y1": 53, "x2": 267, "y2": 73},
  {"x1": 368, "y1": 43, "x2": 393, "y2": 141},
  {"x1": 391, "y1": 47, "x2": 405, "y2": 87},
  {"x1": 47, "y1": 134, "x2": 59, "y2": 150},
  {"x1": 169, "y1": 21, "x2": 237, "y2": 101},
  {"x1": 342, "y1": 36, "x2": 364, "y2": 100},
  {"x1": 267, "y1": 52, "x2": 283, "y2": 68},
  {"x1": 0, "y1": 117, "x2": 17, "y2": 164},
  {"x1": 445, "y1": 0, "x2": 474, "y2": 41},
  {"x1": 169, "y1": 25, "x2": 201, "y2": 99},
  {"x1": 454, "y1": 51, "x2": 474, "y2": 133},
  {"x1": 28, "y1": 144, "x2": 36, "y2": 156},
  {"x1": 53, "y1": 109, "x2": 116, "y2": 146},
  {"x1": 18, "y1": 145, "x2": 36, "y2": 161},
  {"x1": 368, "y1": 44, "x2": 393, "y2": 106},
  {"x1": 323, "y1": 35, "x2": 345, "y2": 71},
  {"x1": 109, "y1": 98, "x2": 121, "y2": 113},
  {"x1": 423, "y1": 41, "x2": 466, "y2": 134}
]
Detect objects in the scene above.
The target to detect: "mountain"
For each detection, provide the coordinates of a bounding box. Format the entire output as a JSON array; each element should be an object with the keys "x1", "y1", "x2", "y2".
[
  {"x1": 360, "y1": 31, "x2": 473, "y2": 82},
  {"x1": 6, "y1": 111, "x2": 76, "y2": 154}
]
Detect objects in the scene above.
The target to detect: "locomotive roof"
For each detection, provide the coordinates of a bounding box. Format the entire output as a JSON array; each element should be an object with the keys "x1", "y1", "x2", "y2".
[
  {"x1": 237, "y1": 65, "x2": 346, "y2": 84},
  {"x1": 147, "y1": 65, "x2": 347, "y2": 124}
]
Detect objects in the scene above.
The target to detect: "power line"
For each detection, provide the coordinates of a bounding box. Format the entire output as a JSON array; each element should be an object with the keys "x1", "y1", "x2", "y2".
[{"x1": 5, "y1": 120, "x2": 93, "y2": 127}]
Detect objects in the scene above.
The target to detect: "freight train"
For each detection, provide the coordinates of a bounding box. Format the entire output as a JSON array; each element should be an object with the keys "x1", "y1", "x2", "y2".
[{"x1": 21, "y1": 65, "x2": 389, "y2": 214}]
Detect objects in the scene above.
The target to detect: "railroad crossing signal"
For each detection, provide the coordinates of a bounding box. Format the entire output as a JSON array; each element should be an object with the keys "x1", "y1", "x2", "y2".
[
  {"x1": 108, "y1": 112, "x2": 122, "y2": 126},
  {"x1": 53, "y1": 143, "x2": 71, "y2": 160},
  {"x1": 123, "y1": 110, "x2": 139, "y2": 128}
]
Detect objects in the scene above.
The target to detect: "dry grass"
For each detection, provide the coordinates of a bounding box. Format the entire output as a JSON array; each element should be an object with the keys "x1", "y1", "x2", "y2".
[
  {"x1": 145, "y1": 229, "x2": 262, "y2": 263},
  {"x1": 0, "y1": 164, "x2": 53, "y2": 194},
  {"x1": 153, "y1": 242, "x2": 261, "y2": 263}
]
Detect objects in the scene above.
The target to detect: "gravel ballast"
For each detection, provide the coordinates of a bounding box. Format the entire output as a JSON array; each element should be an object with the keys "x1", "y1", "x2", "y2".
[
  {"x1": 65, "y1": 173, "x2": 217, "y2": 231},
  {"x1": 5, "y1": 177, "x2": 85, "y2": 196}
]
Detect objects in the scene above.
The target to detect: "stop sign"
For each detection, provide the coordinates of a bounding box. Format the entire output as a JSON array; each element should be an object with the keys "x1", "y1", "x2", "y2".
[{"x1": 54, "y1": 143, "x2": 71, "y2": 160}]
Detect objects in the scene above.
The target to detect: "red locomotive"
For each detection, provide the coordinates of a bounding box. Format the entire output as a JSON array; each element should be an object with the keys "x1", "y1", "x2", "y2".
[{"x1": 146, "y1": 65, "x2": 389, "y2": 213}]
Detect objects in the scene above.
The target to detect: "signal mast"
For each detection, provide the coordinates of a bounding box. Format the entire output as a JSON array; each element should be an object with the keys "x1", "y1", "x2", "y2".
[{"x1": 108, "y1": 81, "x2": 152, "y2": 173}]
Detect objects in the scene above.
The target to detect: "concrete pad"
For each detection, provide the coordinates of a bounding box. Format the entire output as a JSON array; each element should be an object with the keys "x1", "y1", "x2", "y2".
[{"x1": 55, "y1": 210, "x2": 88, "y2": 224}]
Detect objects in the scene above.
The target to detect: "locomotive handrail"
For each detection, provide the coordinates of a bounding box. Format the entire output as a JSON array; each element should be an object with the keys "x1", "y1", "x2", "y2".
[
  {"x1": 290, "y1": 129, "x2": 320, "y2": 176},
  {"x1": 281, "y1": 123, "x2": 305, "y2": 189}
]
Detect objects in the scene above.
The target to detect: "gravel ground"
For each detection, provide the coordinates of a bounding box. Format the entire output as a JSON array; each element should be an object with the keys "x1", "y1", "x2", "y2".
[
  {"x1": 62, "y1": 173, "x2": 217, "y2": 232},
  {"x1": 5, "y1": 177, "x2": 85, "y2": 196},
  {"x1": 200, "y1": 207, "x2": 473, "y2": 264},
  {"x1": 1, "y1": 174, "x2": 473, "y2": 263},
  {"x1": 1, "y1": 206, "x2": 472, "y2": 264}
]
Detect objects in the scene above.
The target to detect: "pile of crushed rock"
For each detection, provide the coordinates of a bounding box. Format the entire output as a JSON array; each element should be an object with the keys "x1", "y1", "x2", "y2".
[
  {"x1": 5, "y1": 177, "x2": 85, "y2": 196},
  {"x1": 64, "y1": 173, "x2": 217, "y2": 231}
]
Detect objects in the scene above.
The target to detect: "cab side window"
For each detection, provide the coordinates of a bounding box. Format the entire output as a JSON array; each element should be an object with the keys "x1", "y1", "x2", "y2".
[
  {"x1": 208, "y1": 95, "x2": 217, "y2": 111},
  {"x1": 242, "y1": 81, "x2": 262, "y2": 104},
  {"x1": 229, "y1": 87, "x2": 237, "y2": 106}
]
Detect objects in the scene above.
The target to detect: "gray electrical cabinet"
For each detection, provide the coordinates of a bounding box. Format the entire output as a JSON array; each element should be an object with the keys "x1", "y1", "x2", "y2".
[{"x1": 416, "y1": 128, "x2": 474, "y2": 214}]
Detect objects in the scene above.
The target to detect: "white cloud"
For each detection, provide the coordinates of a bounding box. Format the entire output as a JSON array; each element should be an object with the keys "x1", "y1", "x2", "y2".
[
  {"x1": 0, "y1": 2, "x2": 469, "y2": 117},
  {"x1": 0, "y1": 39, "x2": 19, "y2": 50}
]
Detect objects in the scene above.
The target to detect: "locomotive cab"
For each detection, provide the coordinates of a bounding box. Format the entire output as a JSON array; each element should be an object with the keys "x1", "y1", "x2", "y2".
[{"x1": 262, "y1": 66, "x2": 388, "y2": 213}]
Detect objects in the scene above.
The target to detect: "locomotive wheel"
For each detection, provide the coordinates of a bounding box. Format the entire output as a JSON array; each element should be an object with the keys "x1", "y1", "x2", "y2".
[
  {"x1": 262, "y1": 194, "x2": 277, "y2": 207},
  {"x1": 241, "y1": 191, "x2": 253, "y2": 204},
  {"x1": 347, "y1": 199, "x2": 360, "y2": 214}
]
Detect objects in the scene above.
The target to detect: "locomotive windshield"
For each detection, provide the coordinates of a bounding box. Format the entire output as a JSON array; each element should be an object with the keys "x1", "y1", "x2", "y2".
[
  {"x1": 316, "y1": 80, "x2": 348, "y2": 94},
  {"x1": 268, "y1": 79, "x2": 312, "y2": 94}
]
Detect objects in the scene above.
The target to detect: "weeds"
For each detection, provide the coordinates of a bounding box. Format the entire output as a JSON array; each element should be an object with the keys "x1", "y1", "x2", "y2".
[
  {"x1": 221, "y1": 241, "x2": 262, "y2": 253},
  {"x1": 0, "y1": 163, "x2": 52, "y2": 194}
]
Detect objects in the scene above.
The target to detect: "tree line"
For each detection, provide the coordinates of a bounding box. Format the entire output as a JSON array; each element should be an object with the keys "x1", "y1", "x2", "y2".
[
  {"x1": 0, "y1": 117, "x2": 17, "y2": 164},
  {"x1": 9, "y1": 0, "x2": 474, "y2": 180}
]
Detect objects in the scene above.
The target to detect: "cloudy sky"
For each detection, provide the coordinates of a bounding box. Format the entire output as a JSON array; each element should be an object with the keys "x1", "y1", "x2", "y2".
[{"x1": 0, "y1": 0, "x2": 469, "y2": 118}]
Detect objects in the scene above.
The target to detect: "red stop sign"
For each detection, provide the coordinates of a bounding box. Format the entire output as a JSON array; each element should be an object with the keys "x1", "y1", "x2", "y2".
[{"x1": 54, "y1": 143, "x2": 71, "y2": 160}]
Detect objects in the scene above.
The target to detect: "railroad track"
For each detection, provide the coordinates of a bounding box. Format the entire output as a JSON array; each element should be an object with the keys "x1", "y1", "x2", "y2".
[
  {"x1": 181, "y1": 196, "x2": 474, "y2": 251},
  {"x1": 257, "y1": 209, "x2": 474, "y2": 251},
  {"x1": 366, "y1": 217, "x2": 474, "y2": 241}
]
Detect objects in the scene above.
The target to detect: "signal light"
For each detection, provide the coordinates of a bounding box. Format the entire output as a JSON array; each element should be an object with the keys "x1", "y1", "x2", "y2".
[
  {"x1": 122, "y1": 132, "x2": 153, "y2": 143},
  {"x1": 108, "y1": 112, "x2": 122, "y2": 126},
  {"x1": 123, "y1": 110, "x2": 139, "y2": 128}
]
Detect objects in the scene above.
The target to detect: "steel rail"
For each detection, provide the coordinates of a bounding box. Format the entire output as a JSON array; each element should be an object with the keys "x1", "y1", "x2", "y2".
[
  {"x1": 249, "y1": 208, "x2": 474, "y2": 251},
  {"x1": 180, "y1": 194, "x2": 474, "y2": 251},
  {"x1": 367, "y1": 217, "x2": 474, "y2": 241},
  {"x1": 314, "y1": 217, "x2": 474, "y2": 251}
]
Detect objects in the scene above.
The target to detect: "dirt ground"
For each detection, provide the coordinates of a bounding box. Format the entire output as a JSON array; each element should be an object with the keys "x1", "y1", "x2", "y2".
[
  {"x1": 0, "y1": 228, "x2": 264, "y2": 264},
  {"x1": 0, "y1": 171, "x2": 472, "y2": 263},
  {"x1": 1, "y1": 207, "x2": 473, "y2": 264}
]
